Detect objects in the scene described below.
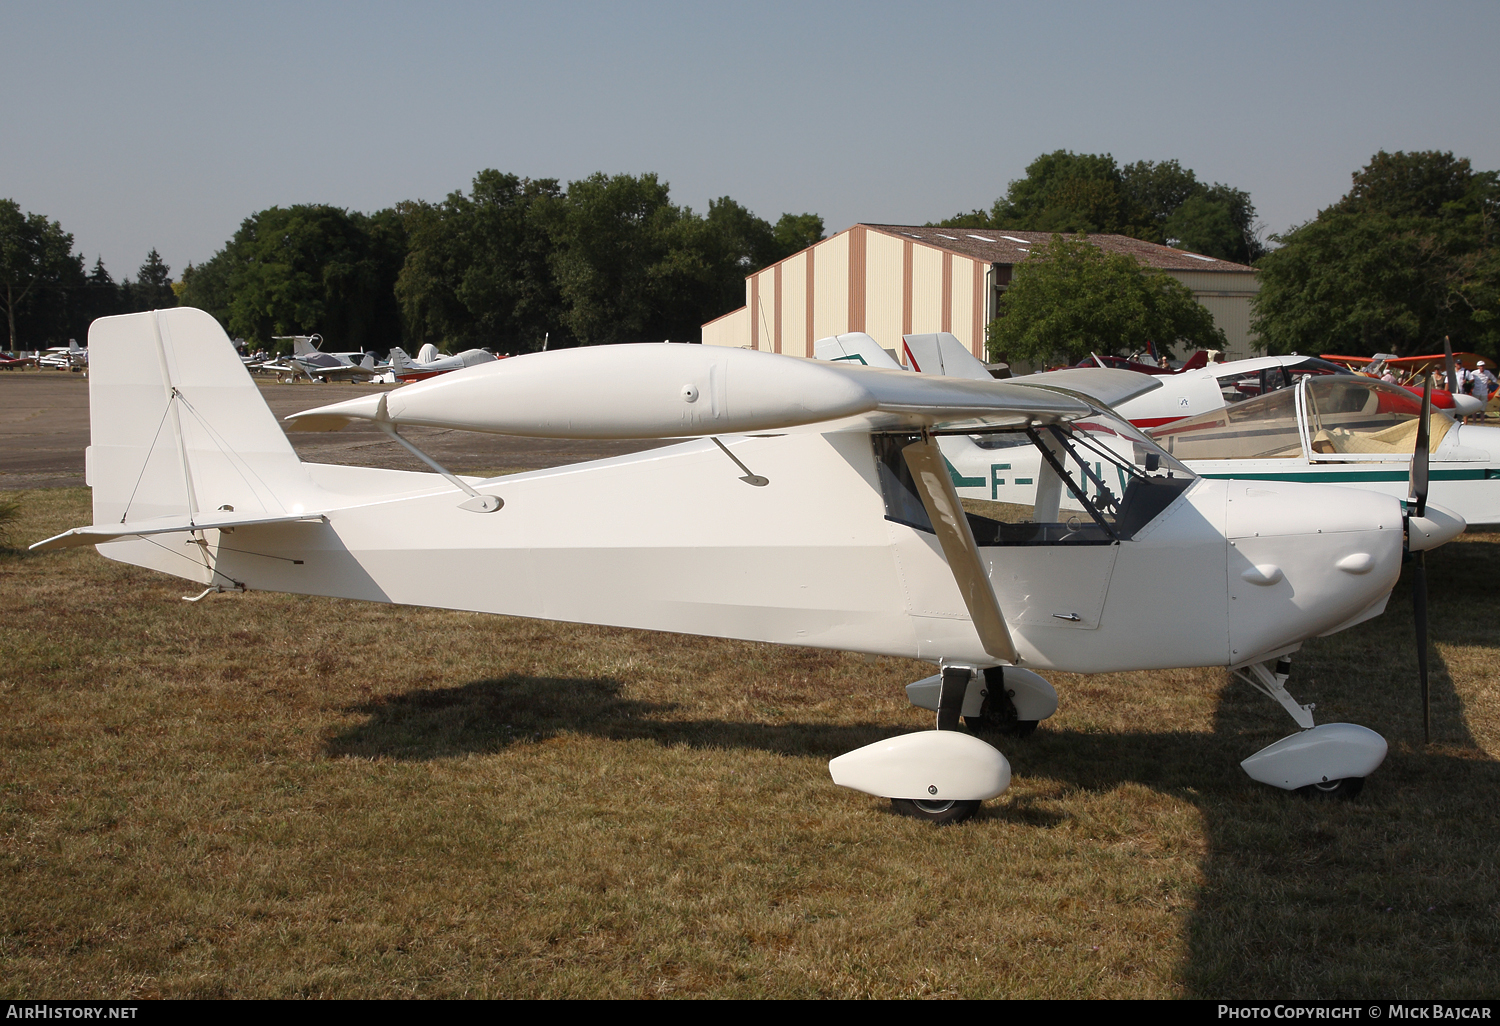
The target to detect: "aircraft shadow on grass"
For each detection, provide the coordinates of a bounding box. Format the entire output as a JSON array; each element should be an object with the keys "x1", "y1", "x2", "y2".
[{"x1": 324, "y1": 542, "x2": 1500, "y2": 996}]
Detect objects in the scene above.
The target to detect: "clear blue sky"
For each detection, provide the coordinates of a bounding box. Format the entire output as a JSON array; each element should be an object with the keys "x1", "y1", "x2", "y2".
[{"x1": 4, "y1": 0, "x2": 1497, "y2": 278}]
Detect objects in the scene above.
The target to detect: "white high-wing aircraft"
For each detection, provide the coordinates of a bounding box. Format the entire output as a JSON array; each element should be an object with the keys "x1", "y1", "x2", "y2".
[
  {"x1": 1108, "y1": 353, "x2": 1483, "y2": 425},
  {"x1": 844, "y1": 329, "x2": 1487, "y2": 424},
  {"x1": 386, "y1": 344, "x2": 498, "y2": 382},
  {"x1": 34, "y1": 309, "x2": 1465, "y2": 823}
]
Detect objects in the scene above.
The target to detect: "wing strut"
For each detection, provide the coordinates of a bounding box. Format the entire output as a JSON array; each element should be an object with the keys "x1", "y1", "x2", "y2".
[
  {"x1": 370, "y1": 394, "x2": 503, "y2": 513},
  {"x1": 901, "y1": 435, "x2": 1019, "y2": 664}
]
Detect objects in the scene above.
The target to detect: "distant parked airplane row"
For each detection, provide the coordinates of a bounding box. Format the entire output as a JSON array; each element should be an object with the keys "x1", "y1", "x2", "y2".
[{"x1": 250, "y1": 336, "x2": 499, "y2": 383}]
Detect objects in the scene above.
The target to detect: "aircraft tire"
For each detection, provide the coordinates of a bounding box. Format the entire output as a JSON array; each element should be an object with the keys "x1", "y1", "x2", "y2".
[
  {"x1": 964, "y1": 693, "x2": 1038, "y2": 737},
  {"x1": 1297, "y1": 777, "x2": 1365, "y2": 800},
  {"x1": 890, "y1": 798, "x2": 981, "y2": 824}
]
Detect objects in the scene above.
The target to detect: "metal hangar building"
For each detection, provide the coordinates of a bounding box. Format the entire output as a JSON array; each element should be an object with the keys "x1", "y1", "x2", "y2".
[{"x1": 700, "y1": 224, "x2": 1260, "y2": 363}]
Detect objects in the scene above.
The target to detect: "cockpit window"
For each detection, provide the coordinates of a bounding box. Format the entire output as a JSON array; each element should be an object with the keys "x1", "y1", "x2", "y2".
[
  {"x1": 1304, "y1": 377, "x2": 1452, "y2": 457},
  {"x1": 1212, "y1": 358, "x2": 1352, "y2": 405},
  {"x1": 874, "y1": 409, "x2": 1194, "y2": 546},
  {"x1": 1151, "y1": 384, "x2": 1304, "y2": 460}
]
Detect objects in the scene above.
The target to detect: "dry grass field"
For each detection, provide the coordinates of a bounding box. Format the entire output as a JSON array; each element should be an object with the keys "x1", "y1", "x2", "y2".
[{"x1": 2, "y1": 487, "x2": 1498, "y2": 999}]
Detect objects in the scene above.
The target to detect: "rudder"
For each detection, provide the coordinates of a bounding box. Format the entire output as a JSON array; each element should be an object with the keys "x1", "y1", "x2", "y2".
[{"x1": 87, "y1": 308, "x2": 302, "y2": 528}]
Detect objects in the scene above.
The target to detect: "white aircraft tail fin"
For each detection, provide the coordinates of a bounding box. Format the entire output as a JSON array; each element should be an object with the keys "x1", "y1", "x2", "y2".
[
  {"x1": 87, "y1": 309, "x2": 303, "y2": 528},
  {"x1": 290, "y1": 336, "x2": 321, "y2": 358},
  {"x1": 902, "y1": 332, "x2": 994, "y2": 381},
  {"x1": 417, "y1": 343, "x2": 441, "y2": 364},
  {"x1": 360, "y1": 353, "x2": 375, "y2": 370},
  {"x1": 387, "y1": 347, "x2": 411, "y2": 369},
  {"x1": 813, "y1": 332, "x2": 903, "y2": 370}
]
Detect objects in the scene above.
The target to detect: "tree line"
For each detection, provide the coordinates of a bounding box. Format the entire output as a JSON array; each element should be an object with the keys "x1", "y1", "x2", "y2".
[
  {"x1": 3, "y1": 151, "x2": 1495, "y2": 362},
  {"x1": 1252, "y1": 150, "x2": 1498, "y2": 358},
  {"x1": 0, "y1": 173, "x2": 822, "y2": 355},
  {"x1": 0, "y1": 199, "x2": 178, "y2": 350},
  {"x1": 178, "y1": 172, "x2": 822, "y2": 355}
]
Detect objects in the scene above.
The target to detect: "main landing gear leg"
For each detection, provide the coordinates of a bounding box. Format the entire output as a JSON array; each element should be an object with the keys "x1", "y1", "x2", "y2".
[{"x1": 1232, "y1": 657, "x2": 1386, "y2": 798}]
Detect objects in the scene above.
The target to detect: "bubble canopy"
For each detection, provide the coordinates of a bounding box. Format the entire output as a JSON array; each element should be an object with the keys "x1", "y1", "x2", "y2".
[{"x1": 1150, "y1": 375, "x2": 1452, "y2": 462}]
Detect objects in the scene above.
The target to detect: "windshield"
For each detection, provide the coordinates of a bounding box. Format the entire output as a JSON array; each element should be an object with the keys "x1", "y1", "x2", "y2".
[{"x1": 878, "y1": 408, "x2": 1195, "y2": 546}]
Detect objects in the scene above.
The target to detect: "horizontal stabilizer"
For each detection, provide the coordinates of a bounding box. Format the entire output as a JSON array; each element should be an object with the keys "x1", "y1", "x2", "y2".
[
  {"x1": 286, "y1": 344, "x2": 1091, "y2": 439},
  {"x1": 31, "y1": 510, "x2": 327, "y2": 551}
]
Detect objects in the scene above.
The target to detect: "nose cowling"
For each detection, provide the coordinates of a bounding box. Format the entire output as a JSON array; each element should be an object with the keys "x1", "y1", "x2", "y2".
[{"x1": 1225, "y1": 483, "x2": 1405, "y2": 663}]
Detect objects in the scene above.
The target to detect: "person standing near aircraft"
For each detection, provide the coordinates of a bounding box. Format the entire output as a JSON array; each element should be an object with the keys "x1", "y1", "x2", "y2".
[{"x1": 1467, "y1": 360, "x2": 1496, "y2": 423}]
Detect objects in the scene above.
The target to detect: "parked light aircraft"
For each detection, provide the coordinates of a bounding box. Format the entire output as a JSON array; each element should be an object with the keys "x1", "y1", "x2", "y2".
[
  {"x1": 1323, "y1": 344, "x2": 1500, "y2": 419},
  {"x1": 34, "y1": 309, "x2": 1465, "y2": 823},
  {"x1": 38, "y1": 339, "x2": 88, "y2": 370},
  {"x1": 859, "y1": 329, "x2": 1484, "y2": 424},
  {"x1": 386, "y1": 344, "x2": 498, "y2": 382},
  {"x1": 258, "y1": 335, "x2": 380, "y2": 383},
  {"x1": 872, "y1": 333, "x2": 1500, "y2": 528},
  {"x1": 1149, "y1": 375, "x2": 1500, "y2": 526}
]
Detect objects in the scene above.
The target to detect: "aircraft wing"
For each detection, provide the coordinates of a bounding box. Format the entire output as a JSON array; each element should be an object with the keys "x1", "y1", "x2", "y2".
[
  {"x1": 285, "y1": 343, "x2": 1093, "y2": 438},
  {"x1": 1013, "y1": 367, "x2": 1164, "y2": 409},
  {"x1": 31, "y1": 510, "x2": 327, "y2": 551}
]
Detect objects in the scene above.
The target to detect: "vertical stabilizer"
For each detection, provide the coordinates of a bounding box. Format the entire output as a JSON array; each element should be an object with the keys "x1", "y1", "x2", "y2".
[
  {"x1": 903, "y1": 332, "x2": 994, "y2": 380},
  {"x1": 87, "y1": 308, "x2": 302, "y2": 528},
  {"x1": 813, "y1": 332, "x2": 903, "y2": 370}
]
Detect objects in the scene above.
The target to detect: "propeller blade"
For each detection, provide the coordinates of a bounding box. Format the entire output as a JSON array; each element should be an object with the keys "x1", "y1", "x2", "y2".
[
  {"x1": 1414, "y1": 550, "x2": 1430, "y2": 744},
  {"x1": 1443, "y1": 336, "x2": 1458, "y2": 394},
  {"x1": 1410, "y1": 373, "x2": 1432, "y2": 519}
]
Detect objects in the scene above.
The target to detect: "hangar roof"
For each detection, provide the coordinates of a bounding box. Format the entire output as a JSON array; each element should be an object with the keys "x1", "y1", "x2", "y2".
[{"x1": 860, "y1": 224, "x2": 1256, "y2": 273}]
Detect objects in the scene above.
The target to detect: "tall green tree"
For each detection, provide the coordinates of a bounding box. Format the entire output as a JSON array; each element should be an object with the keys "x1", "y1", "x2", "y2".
[
  {"x1": 121, "y1": 248, "x2": 177, "y2": 312},
  {"x1": 544, "y1": 174, "x2": 818, "y2": 346},
  {"x1": 0, "y1": 200, "x2": 84, "y2": 349},
  {"x1": 772, "y1": 212, "x2": 825, "y2": 257},
  {"x1": 940, "y1": 151, "x2": 1266, "y2": 262},
  {"x1": 181, "y1": 205, "x2": 407, "y2": 352},
  {"x1": 547, "y1": 172, "x2": 691, "y2": 345},
  {"x1": 396, "y1": 172, "x2": 565, "y2": 352},
  {"x1": 987, "y1": 233, "x2": 1225, "y2": 365},
  {"x1": 1252, "y1": 151, "x2": 1499, "y2": 357},
  {"x1": 69, "y1": 256, "x2": 124, "y2": 340},
  {"x1": 992, "y1": 151, "x2": 1142, "y2": 235}
]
